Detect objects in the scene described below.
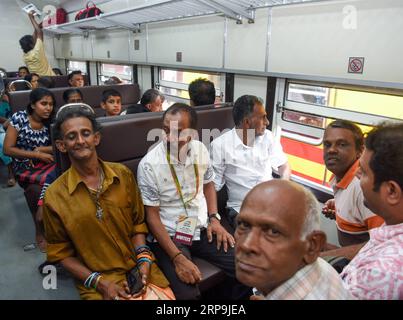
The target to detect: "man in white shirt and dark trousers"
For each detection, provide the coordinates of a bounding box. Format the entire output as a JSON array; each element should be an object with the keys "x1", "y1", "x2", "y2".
[
  {"x1": 137, "y1": 103, "x2": 252, "y2": 300},
  {"x1": 210, "y1": 95, "x2": 291, "y2": 230}
]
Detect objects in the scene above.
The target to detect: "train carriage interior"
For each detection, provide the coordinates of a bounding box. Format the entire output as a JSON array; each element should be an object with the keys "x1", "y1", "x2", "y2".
[{"x1": 0, "y1": 0, "x2": 402, "y2": 300}]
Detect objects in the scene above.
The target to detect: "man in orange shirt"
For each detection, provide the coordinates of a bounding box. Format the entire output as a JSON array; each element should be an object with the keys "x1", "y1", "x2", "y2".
[{"x1": 322, "y1": 120, "x2": 384, "y2": 246}]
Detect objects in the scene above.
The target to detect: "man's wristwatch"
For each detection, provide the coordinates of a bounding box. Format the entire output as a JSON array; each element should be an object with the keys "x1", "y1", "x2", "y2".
[{"x1": 208, "y1": 213, "x2": 221, "y2": 223}]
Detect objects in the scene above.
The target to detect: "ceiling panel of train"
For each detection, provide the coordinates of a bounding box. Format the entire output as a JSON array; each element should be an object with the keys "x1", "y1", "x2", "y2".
[{"x1": 34, "y1": 0, "x2": 334, "y2": 34}]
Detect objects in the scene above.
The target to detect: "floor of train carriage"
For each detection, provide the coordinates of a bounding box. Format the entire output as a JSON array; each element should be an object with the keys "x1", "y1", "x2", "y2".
[
  {"x1": 0, "y1": 165, "x2": 79, "y2": 300},
  {"x1": 0, "y1": 164, "x2": 339, "y2": 300}
]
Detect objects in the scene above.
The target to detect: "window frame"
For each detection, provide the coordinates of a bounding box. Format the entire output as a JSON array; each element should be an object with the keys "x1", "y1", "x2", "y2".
[
  {"x1": 157, "y1": 67, "x2": 224, "y2": 105},
  {"x1": 97, "y1": 62, "x2": 134, "y2": 85},
  {"x1": 277, "y1": 79, "x2": 401, "y2": 144},
  {"x1": 66, "y1": 60, "x2": 88, "y2": 75}
]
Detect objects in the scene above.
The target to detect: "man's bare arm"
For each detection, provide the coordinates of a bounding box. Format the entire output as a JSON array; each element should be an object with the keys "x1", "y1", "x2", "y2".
[
  {"x1": 320, "y1": 242, "x2": 366, "y2": 261},
  {"x1": 145, "y1": 205, "x2": 202, "y2": 284},
  {"x1": 278, "y1": 162, "x2": 291, "y2": 180},
  {"x1": 61, "y1": 257, "x2": 131, "y2": 300},
  {"x1": 28, "y1": 11, "x2": 43, "y2": 42}
]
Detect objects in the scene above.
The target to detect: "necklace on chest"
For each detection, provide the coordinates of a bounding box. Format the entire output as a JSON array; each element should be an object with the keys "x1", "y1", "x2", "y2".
[{"x1": 87, "y1": 167, "x2": 105, "y2": 220}]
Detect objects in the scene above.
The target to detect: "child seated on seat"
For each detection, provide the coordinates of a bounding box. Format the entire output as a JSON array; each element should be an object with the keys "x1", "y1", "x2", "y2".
[{"x1": 100, "y1": 89, "x2": 122, "y2": 117}]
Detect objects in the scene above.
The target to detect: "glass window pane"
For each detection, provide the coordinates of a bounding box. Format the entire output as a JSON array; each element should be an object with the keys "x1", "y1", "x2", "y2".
[
  {"x1": 159, "y1": 68, "x2": 222, "y2": 103},
  {"x1": 283, "y1": 110, "x2": 326, "y2": 129},
  {"x1": 159, "y1": 87, "x2": 189, "y2": 100},
  {"x1": 99, "y1": 63, "x2": 132, "y2": 84},
  {"x1": 287, "y1": 83, "x2": 329, "y2": 106},
  {"x1": 67, "y1": 61, "x2": 87, "y2": 74},
  {"x1": 160, "y1": 69, "x2": 220, "y2": 88},
  {"x1": 327, "y1": 88, "x2": 403, "y2": 120},
  {"x1": 287, "y1": 82, "x2": 403, "y2": 120}
]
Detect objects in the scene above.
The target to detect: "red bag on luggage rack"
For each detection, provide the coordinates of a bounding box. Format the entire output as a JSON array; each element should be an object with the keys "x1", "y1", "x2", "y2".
[
  {"x1": 42, "y1": 8, "x2": 67, "y2": 27},
  {"x1": 75, "y1": 1, "x2": 103, "y2": 21}
]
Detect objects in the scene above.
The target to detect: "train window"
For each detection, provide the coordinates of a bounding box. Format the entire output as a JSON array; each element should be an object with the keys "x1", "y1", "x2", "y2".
[
  {"x1": 67, "y1": 60, "x2": 87, "y2": 74},
  {"x1": 275, "y1": 79, "x2": 403, "y2": 192},
  {"x1": 286, "y1": 81, "x2": 403, "y2": 119},
  {"x1": 158, "y1": 68, "x2": 222, "y2": 106},
  {"x1": 98, "y1": 63, "x2": 133, "y2": 84},
  {"x1": 287, "y1": 83, "x2": 329, "y2": 107},
  {"x1": 283, "y1": 109, "x2": 326, "y2": 129}
]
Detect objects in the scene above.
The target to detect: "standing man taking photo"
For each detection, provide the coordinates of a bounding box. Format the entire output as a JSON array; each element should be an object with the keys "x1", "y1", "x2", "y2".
[{"x1": 19, "y1": 11, "x2": 55, "y2": 77}]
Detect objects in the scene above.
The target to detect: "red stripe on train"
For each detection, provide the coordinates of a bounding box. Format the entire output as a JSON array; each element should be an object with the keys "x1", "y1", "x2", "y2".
[{"x1": 281, "y1": 137, "x2": 325, "y2": 164}]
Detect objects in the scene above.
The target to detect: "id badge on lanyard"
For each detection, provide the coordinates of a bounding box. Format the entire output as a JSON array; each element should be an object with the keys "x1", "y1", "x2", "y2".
[
  {"x1": 174, "y1": 215, "x2": 198, "y2": 245},
  {"x1": 167, "y1": 152, "x2": 199, "y2": 246}
]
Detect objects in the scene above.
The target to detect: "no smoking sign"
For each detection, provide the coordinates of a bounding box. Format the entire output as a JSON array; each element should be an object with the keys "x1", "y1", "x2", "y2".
[{"x1": 348, "y1": 57, "x2": 364, "y2": 74}]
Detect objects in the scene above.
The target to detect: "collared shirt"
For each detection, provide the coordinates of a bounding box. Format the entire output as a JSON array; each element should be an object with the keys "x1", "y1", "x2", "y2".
[
  {"x1": 137, "y1": 140, "x2": 214, "y2": 241},
  {"x1": 341, "y1": 223, "x2": 403, "y2": 300},
  {"x1": 210, "y1": 128, "x2": 288, "y2": 212},
  {"x1": 330, "y1": 161, "x2": 384, "y2": 235},
  {"x1": 265, "y1": 258, "x2": 353, "y2": 300},
  {"x1": 23, "y1": 38, "x2": 55, "y2": 76},
  {"x1": 43, "y1": 160, "x2": 169, "y2": 299},
  {"x1": 126, "y1": 103, "x2": 150, "y2": 114}
]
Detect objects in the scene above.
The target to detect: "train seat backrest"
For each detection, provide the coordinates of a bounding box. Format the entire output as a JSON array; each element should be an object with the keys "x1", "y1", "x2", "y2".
[
  {"x1": 4, "y1": 75, "x2": 89, "y2": 89},
  {"x1": 51, "y1": 75, "x2": 89, "y2": 88},
  {"x1": 56, "y1": 105, "x2": 234, "y2": 176},
  {"x1": 6, "y1": 71, "x2": 18, "y2": 78},
  {"x1": 8, "y1": 83, "x2": 140, "y2": 116}
]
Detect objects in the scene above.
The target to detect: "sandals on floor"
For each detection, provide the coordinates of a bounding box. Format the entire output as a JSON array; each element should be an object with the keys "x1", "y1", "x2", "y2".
[
  {"x1": 22, "y1": 241, "x2": 47, "y2": 253},
  {"x1": 7, "y1": 178, "x2": 16, "y2": 187}
]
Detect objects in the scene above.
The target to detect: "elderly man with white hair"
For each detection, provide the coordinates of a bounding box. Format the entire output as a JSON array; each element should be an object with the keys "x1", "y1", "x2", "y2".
[{"x1": 234, "y1": 180, "x2": 352, "y2": 300}]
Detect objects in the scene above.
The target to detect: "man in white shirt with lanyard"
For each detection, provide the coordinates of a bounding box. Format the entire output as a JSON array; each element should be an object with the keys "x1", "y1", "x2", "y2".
[
  {"x1": 210, "y1": 95, "x2": 291, "y2": 230},
  {"x1": 137, "y1": 103, "x2": 252, "y2": 300}
]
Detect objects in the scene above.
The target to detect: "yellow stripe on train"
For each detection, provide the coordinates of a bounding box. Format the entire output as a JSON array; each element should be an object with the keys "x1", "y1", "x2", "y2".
[{"x1": 287, "y1": 154, "x2": 332, "y2": 184}]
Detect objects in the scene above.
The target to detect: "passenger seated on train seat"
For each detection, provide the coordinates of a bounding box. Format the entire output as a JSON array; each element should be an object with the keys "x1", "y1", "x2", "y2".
[
  {"x1": 188, "y1": 78, "x2": 215, "y2": 106},
  {"x1": 214, "y1": 95, "x2": 222, "y2": 105},
  {"x1": 0, "y1": 92, "x2": 15, "y2": 187},
  {"x1": 35, "y1": 90, "x2": 86, "y2": 252},
  {"x1": 321, "y1": 120, "x2": 384, "y2": 247},
  {"x1": 18, "y1": 66, "x2": 30, "y2": 78},
  {"x1": 52, "y1": 68, "x2": 63, "y2": 76},
  {"x1": 19, "y1": 11, "x2": 55, "y2": 77},
  {"x1": 3, "y1": 88, "x2": 56, "y2": 252},
  {"x1": 125, "y1": 88, "x2": 164, "y2": 114},
  {"x1": 37, "y1": 77, "x2": 55, "y2": 89},
  {"x1": 63, "y1": 88, "x2": 84, "y2": 104},
  {"x1": 104, "y1": 76, "x2": 123, "y2": 85},
  {"x1": 341, "y1": 122, "x2": 403, "y2": 300},
  {"x1": 68, "y1": 70, "x2": 85, "y2": 88},
  {"x1": 137, "y1": 103, "x2": 252, "y2": 300},
  {"x1": 24, "y1": 73, "x2": 40, "y2": 89},
  {"x1": 43, "y1": 105, "x2": 173, "y2": 300},
  {"x1": 210, "y1": 95, "x2": 291, "y2": 231},
  {"x1": 100, "y1": 89, "x2": 122, "y2": 117},
  {"x1": 235, "y1": 180, "x2": 353, "y2": 300}
]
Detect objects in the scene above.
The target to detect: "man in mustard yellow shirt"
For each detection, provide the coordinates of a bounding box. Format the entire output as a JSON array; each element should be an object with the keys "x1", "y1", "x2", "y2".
[
  {"x1": 19, "y1": 11, "x2": 55, "y2": 77},
  {"x1": 43, "y1": 105, "x2": 172, "y2": 300}
]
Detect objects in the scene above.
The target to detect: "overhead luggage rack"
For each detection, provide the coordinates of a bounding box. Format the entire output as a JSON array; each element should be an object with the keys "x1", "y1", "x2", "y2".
[{"x1": 44, "y1": 0, "x2": 333, "y2": 35}]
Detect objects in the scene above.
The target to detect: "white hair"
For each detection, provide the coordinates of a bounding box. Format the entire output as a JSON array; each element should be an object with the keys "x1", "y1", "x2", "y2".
[{"x1": 299, "y1": 187, "x2": 321, "y2": 240}]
